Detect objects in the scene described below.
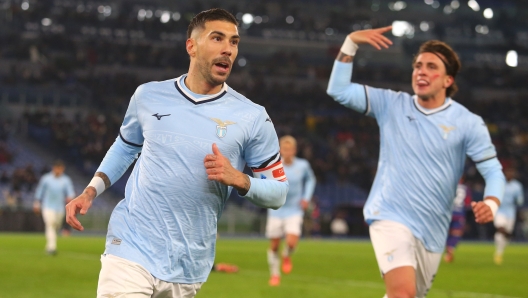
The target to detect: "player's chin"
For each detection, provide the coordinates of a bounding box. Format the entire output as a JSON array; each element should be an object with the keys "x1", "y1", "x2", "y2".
[{"x1": 211, "y1": 71, "x2": 231, "y2": 84}]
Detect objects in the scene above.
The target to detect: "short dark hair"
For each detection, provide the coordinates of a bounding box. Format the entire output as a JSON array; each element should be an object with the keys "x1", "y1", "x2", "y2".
[
  {"x1": 187, "y1": 8, "x2": 238, "y2": 39},
  {"x1": 53, "y1": 159, "x2": 65, "y2": 167},
  {"x1": 413, "y1": 40, "x2": 461, "y2": 98}
]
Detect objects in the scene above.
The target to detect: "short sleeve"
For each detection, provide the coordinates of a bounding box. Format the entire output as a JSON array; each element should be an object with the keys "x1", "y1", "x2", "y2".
[
  {"x1": 244, "y1": 109, "x2": 280, "y2": 169},
  {"x1": 465, "y1": 116, "x2": 497, "y2": 163},
  {"x1": 119, "y1": 89, "x2": 144, "y2": 147}
]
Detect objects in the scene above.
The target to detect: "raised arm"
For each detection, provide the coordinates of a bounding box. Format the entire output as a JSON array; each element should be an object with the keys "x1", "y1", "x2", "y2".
[{"x1": 327, "y1": 26, "x2": 392, "y2": 113}]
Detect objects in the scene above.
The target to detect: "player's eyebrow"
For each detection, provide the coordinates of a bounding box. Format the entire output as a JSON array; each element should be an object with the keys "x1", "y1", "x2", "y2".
[{"x1": 209, "y1": 31, "x2": 240, "y2": 40}]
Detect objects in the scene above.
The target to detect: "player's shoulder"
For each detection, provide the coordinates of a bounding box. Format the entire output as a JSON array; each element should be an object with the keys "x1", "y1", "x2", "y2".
[
  {"x1": 225, "y1": 86, "x2": 266, "y2": 113},
  {"x1": 294, "y1": 157, "x2": 310, "y2": 166},
  {"x1": 450, "y1": 100, "x2": 484, "y2": 125},
  {"x1": 134, "y1": 77, "x2": 179, "y2": 97}
]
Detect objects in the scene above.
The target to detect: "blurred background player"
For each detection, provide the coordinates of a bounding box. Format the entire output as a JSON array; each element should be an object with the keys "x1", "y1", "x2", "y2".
[
  {"x1": 444, "y1": 181, "x2": 469, "y2": 263},
  {"x1": 327, "y1": 27, "x2": 505, "y2": 298},
  {"x1": 33, "y1": 160, "x2": 75, "y2": 255},
  {"x1": 211, "y1": 263, "x2": 239, "y2": 273},
  {"x1": 494, "y1": 166, "x2": 524, "y2": 265},
  {"x1": 266, "y1": 135, "x2": 316, "y2": 286}
]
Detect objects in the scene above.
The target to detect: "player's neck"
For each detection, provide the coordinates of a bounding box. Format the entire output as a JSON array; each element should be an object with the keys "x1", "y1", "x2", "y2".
[
  {"x1": 417, "y1": 94, "x2": 446, "y2": 110},
  {"x1": 185, "y1": 70, "x2": 223, "y2": 95},
  {"x1": 283, "y1": 157, "x2": 294, "y2": 165}
]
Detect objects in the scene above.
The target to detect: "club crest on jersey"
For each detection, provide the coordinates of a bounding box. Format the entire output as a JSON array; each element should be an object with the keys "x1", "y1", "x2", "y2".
[
  {"x1": 439, "y1": 125, "x2": 456, "y2": 139},
  {"x1": 210, "y1": 118, "x2": 236, "y2": 138}
]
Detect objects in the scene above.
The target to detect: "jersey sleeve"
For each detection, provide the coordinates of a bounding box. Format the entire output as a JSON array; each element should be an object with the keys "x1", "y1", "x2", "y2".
[
  {"x1": 34, "y1": 176, "x2": 46, "y2": 201},
  {"x1": 65, "y1": 177, "x2": 75, "y2": 199},
  {"x1": 465, "y1": 116, "x2": 497, "y2": 163},
  {"x1": 326, "y1": 60, "x2": 398, "y2": 120},
  {"x1": 302, "y1": 161, "x2": 316, "y2": 201},
  {"x1": 119, "y1": 88, "x2": 144, "y2": 147},
  {"x1": 244, "y1": 109, "x2": 281, "y2": 170},
  {"x1": 516, "y1": 182, "x2": 524, "y2": 207}
]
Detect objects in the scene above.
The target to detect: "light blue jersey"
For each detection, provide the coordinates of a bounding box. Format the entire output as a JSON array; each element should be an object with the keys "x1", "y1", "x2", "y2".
[
  {"x1": 35, "y1": 173, "x2": 75, "y2": 212},
  {"x1": 328, "y1": 61, "x2": 505, "y2": 253},
  {"x1": 497, "y1": 179, "x2": 523, "y2": 219},
  {"x1": 268, "y1": 157, "x2": 316, "y2": 218},
  {"x1": 97, "y1": 75, "x2": 287, "y2": 284}
]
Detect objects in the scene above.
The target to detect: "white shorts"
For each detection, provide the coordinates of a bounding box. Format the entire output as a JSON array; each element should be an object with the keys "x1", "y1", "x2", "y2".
[
  {"x1": 494, "y1": 214, "x2": 515, "y2": 233},
  {"x1": 98, "y1": 254, "x2": 202, "y2": 298},
  {"x1": 42, "y1": 209, "x2": 64, "y2": 229},
  {"x1": 369, "y1": 220, "x2": 442, "y2": 298},
  {"x1": 266, "y1": 215, "x2": 303, "y2": 238}
]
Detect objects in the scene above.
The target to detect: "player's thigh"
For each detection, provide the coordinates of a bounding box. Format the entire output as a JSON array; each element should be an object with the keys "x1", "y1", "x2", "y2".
[
  {"x1": 284, "y1": 215, "x2": 303, "y2": 237},
  {"x1": 383, "y1": 266, "x2": 416, "y2": 297},
  {"x1": 414, "y1": 240, "x2": 442, "y2": 298},
  {"x1": 42, "y1": 209, "x2": 62, "y2": 228},
  {"x1": 97, "y1": 254, "x2": 154, "y2": 298},
  {"x1": 153, "y1": 281, "x2": 202, "y2": 298},
  {"x1": 266, "y1": 217, "x2": 285, "y2": 239},
  {"x1": 369, "y1": 220, "x2": 417, "y2": 275}
]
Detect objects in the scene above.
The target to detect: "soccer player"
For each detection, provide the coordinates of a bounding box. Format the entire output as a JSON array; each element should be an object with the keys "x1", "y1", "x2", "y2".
[
  {"x1": 65, "y1": 9, "x2": 288, "y2": 298},
  {"x1": 444, "y1": 182, "x2": 468, "y2": 263},
  {"x1": 327, "y1": 27, "x2": 506, "y2": 298},
  {"x1": 266, "y1": 135, "x2": 316, "y2": 286},
  {"x1": 33, "y1": 160, "x2": 75, "y2": 255},
  {"x1": 494, "y1": 166, "x2": 524, "y2": 265}
]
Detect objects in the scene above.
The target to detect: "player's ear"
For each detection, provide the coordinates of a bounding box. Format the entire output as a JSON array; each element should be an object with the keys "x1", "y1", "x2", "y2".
[
  {"x1": 444, "y1": 75, "x2": 454, "y2": 89},
  {"x1": 186, "y1": 38, "x2": 197, "y2": 57}
]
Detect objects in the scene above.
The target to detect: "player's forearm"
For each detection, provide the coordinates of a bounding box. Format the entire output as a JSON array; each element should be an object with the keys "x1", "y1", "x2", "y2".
[
  {"x1": 242, "y1": 178, "x2": 288, "y2": 210},
  {"x1": 476, "y1": 158, "x2": 506, "y2": 202},
  {"x1": 96, "y1": 136, "x2": 141, "y2": 185},
  {"x1": 326, "y1": 60, "x2": 368, "y2": 113}
]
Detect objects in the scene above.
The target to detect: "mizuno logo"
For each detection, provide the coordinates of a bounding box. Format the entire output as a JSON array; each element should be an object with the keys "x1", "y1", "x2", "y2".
[
  {"x1": 210, "y1": 118, "x2": 236, "y2": 138},
  {"x1": 265, "y1": 117, "x2": 272, "y2": 123},
  {"x1": 406, "y1": 116, "x2": 416, "y2": 122},
  {"x1": 152, "y1": 113, "x2": 171, "y2": 120}
]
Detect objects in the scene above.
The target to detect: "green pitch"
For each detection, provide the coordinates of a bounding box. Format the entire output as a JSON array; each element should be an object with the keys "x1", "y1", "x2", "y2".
[{"x1": 0, "y1": 234, "x2": 527, "y2": 298}]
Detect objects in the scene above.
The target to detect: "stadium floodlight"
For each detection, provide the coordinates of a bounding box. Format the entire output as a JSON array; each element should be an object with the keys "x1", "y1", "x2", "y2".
[
  {"x1": 468, "y1": 0, "x2": 480, "y2": 11},
  {"x1": 451, "y1": 0, "x2": 460, "y2": 9},
  {"x1": 393, "y1": 1, "x2": 407, "y2": 11},
  {"x1": 475, "y1": 24, "x2": 489, "y2": 34},
  {"x1": 172, "y1": 12, "x2": 181, "y2": 21},
  {"x1": 103, "y1": 6, "x2": 111, "y2": 17},
  {"x1": 286, "y1": 16, "x2": 294, "y2": 24},
  {"x1": 392, "y1": 20, "x2": 414, "y2": 37},
  {"x1": 41, "y1": 18, "x2": 52, "y2": 26},
  {"x1": 431, "y1": 1, "x2": 440, "y2": 8},
  {"x1": 238, "y1": 57, "x2": 247, "y2": 67},
  {"x1": 138, "y1": 9, "x2": 146, "y2": 21},
  {"x1": 506, "y1": 50, "x2": 518, "y2": 67},
  {"x1": 420, "y1": 21, "x2": 429, "y2": 32},
  {"x1": 424, "y1": 0, "x2": 433, "y2": 5},
  {"x1": 242, "y1": 13, "x2": 253, "y2": 24},
  {"x1": 21, "y1": 1, "x2": 29, "y2": 10},
  {"x1": 160, "y1": 11, "x2": 170, "y2": 23},
  {"x1": 145, "y1": 10, "x2": 153, "y2": 19},
  {"x1": 444, "y1": 5, "x2": 453, "y2": 14},
  {"x1": 254, "y1": 16, "x2": 262, "y2": 24},
  {"x1": 483, "y1": 8, "x2": 493, "y2": 19}
]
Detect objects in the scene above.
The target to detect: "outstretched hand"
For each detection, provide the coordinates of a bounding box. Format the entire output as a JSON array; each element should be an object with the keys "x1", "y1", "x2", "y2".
[
  {"x1": 348, "y1": 26, "x2": 393, "y2": 50},
  {"x1": 65, "y1": 188, "x2": 95, "y2": 231}
]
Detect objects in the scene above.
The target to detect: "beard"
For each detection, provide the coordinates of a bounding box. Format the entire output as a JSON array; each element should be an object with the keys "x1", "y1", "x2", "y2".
[{"x1": 197, "y1": 57, "x2": 231, "y2": 87}]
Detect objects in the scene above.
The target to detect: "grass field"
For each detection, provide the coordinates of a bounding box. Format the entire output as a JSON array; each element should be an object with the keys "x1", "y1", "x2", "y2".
[{"x1": 1, "y1": 233, "x2": 527, "y2": 298}]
